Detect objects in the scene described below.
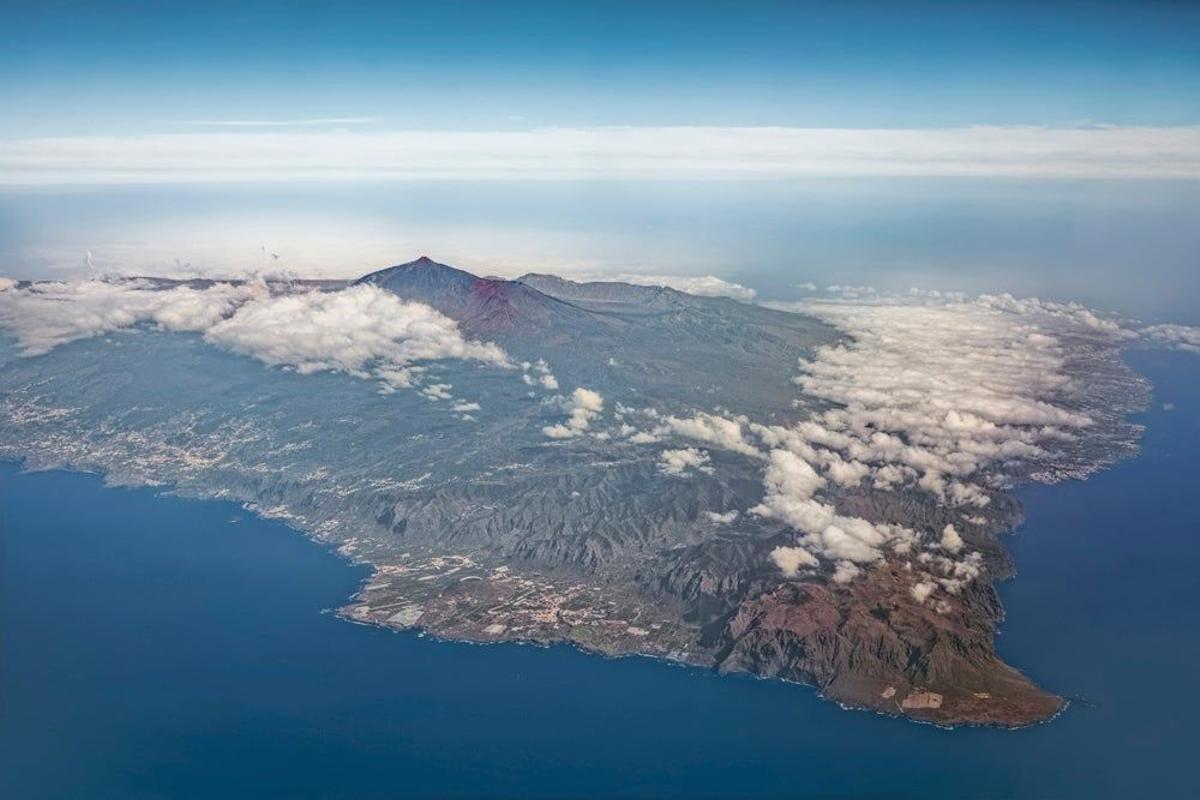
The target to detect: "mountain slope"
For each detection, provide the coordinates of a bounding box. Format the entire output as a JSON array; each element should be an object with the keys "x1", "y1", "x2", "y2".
[
  {"x1": 518, "y1": 273, "x2": 696, "y2": 312},
  {"x1": 355, "y1": 257, "x2": 606, "y2": 336}
]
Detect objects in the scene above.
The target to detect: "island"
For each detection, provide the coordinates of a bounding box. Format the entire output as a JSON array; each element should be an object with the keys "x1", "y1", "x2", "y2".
[{"x1": 0, "y1": 257, "x2": 1151, "y2": 726}]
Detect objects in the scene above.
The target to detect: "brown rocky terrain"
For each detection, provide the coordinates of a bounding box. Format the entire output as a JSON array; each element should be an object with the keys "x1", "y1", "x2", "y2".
[{"x1": 715, "y1": 566, "x2": 1062, "y2": 726}]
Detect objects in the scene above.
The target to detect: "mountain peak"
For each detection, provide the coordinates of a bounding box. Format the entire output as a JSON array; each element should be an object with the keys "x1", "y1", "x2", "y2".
[
  {"x1": 387, "y1": 255, "x2": 463, "y2": 273},
  {"x1": 354, "y1": 257, "x2": 599, "y2": 336}
]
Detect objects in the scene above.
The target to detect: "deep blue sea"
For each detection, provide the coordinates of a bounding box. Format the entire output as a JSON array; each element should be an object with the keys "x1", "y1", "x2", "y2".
[{"x1": 2, "y1": 350, "x2": 1197, "y2": 799}]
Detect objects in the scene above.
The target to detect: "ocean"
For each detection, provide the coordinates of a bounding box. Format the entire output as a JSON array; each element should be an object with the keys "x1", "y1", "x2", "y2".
[{"x1": 1, "y1": 349, "x2": 1197, "y2": 799}]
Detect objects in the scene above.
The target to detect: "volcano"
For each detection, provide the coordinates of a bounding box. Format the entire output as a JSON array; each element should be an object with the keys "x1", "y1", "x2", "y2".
[{"x1": 355, "y1": 256, "x2": 602, "y2": 336}]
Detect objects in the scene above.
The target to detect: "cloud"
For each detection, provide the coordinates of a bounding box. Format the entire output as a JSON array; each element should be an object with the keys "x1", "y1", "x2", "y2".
[
  {"x1": 5, "y1": 125, "x2": 1198, "y2": 184},
  {"x1": 770, "y1": 546, "x2": 818, "y2": 577},
  {"x1": 522, "y1": 358, "x2": 560, "y2": 390},
  {"x1": 940, "y1": 524, "x2": 964, "y2": 553},
  {"x1": 0, "y1": 278, "x2": 265, "y2": 355},
  {"x1": 910, "y1": 580, "x2": 937, "y2": 604},
  {"x1": 831, "y1": 561, "x2": 861, "y2": 584},
  {"x1": 657, "y1": 411, "x2": 764, "y2": 458},
  {"x1": 825, "y1": 457, "x2": 870, "y2": 487},
  {"x1": 706, "y1": 510, "x2": 739, "y2": 524},
  {"x1": 916, "y1": 550, "x2": 984, "y2": 596},
  {"x1": 750, "y1": 287, "x2": 1170, "y2": 584},
  {"x1": 595, "y1": 273, "x2": 757, "y2": 301},
  {"x1": 659, "y1": 447, "x2": 713, "y2": 476},
  {"x1": 206, "y1": 285, "x2": 510, "y2": 389},
  {"x1": 762, "y1": 294, "x2": 1106, "y2": 510},
  {"x1": 421, "y1": 383, "x2": 453, "y2": 401},
  {"x1": 1142, "y1": 323, "x2": 1200, "y2": 354},
  {"x1": 542, "y1": 387, "x2": 604, "y2": 439},
  {"x1": 0, "y1": 280, "x2": 512, "y2": 399},
  {"x1": 750, "y1": 448, "x2": 917, "y2": 565},
  {"x1": 755, "y1": 449, "x2": 825, "y2": 509},
  {"x1": 574, "y1": 388, "x2": 603, "y2": 411},
  {"x1": 182, "y1": 118, "x2": 377, "y2": 127}
]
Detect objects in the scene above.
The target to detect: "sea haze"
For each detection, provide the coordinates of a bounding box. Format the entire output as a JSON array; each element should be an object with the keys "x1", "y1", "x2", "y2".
[
  {"x1": 1, "y1": 350, "x2": 1197, "y2": 799},
  {"x1": 3, "y1": 179, "x2": 1199, "y2": 325}
]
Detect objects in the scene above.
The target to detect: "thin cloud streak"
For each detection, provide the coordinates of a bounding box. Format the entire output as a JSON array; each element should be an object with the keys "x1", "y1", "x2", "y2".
[
  {"x1": 180, "y1": 118, "x2": 378, "y2": 127},
  {"x1": 2, "y1": 125, "x2": 1198, "y2": 184}
]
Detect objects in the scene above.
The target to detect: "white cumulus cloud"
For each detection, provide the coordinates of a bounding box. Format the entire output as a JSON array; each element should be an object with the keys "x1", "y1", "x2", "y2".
[
  {"x1": 206, "y1": 284, "x2": 510, "y2": 388},
  {"x1": 0, "y1": 280, "x2": 513, "y2": 399},
  {"x1": 659, "y1": 447, "x2": 713, "y2": 476},
  {"x1": 0, "y1": 278, "x2": 265, "y2": 355},
  {"x1": 750, "y1": 287, "x2": 1176, "y2": 584},
  {"x1": 1142, "y1": 323, "x2": 1200, "y2": 354},
  {"x1": 657, "y1": 411, "x2": 764, "y2": 458},
  {"x1": 940, "y1": 524, "x2": 964, "y2": 553},
  {"x1": 770, "y1": 546, "x2": 818, "y2": 577},
  {"x1": 542, "y1": 387, "x2": 605, "y2": 439}
]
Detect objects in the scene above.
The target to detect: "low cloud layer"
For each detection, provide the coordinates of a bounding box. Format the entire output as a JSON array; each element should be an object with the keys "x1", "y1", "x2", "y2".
[
  {"x1": 3, "y1": 125, "x2": 1198, "y2": 184},
  {"x1": 207, "y1": 285, "x2": 509, "y2": 388},
  {"x1": 1142, "y1": 323, "x2": 1200, "y2": 354},
  {"x1": 743, "y1": 288, "x2": 1191, "y2": 597},
  {"x1": 0, "y1": 279, "x2": 264, "y2": 355},
  {"x1": 630, "y1": 287, "x2": 1196, "y2": 598},
  {"x1": 0, "y1": 279, "x2": 512, "y2": 398},
  {"x1": 594, "y1": 274, "x2": 757, "y2": 302}
]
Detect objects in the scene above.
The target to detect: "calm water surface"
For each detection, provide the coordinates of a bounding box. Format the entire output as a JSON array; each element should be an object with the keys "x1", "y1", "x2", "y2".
[{"x1": 2, "y1": 350, "x2": 1197, "y2": 799}]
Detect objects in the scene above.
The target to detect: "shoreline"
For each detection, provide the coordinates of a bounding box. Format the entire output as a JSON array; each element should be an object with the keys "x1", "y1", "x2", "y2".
[{"x1": 0, "y1": 340, "x2": 1159, "y2": 731}]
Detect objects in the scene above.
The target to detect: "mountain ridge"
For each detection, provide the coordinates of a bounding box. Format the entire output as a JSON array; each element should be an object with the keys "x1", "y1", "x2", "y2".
[{"x1": 354, "y1": 256, "x2": 608, "y2": 336}]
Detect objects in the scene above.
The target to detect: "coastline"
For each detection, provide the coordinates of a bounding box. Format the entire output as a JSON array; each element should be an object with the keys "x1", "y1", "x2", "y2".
[
  {"x1": 4, "y1": 348, "x2": 1199, "y2": 799},
  {"x1": 0, "y1": 335, "x2": 1158, "y2": 730}
]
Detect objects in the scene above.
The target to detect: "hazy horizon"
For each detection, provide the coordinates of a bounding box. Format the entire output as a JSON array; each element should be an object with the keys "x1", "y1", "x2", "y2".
[
  {"x1": 5, "y1": 1, "x2": 1200, "y2": 323},
  {"x1": 4, "y1": 177, "x2": 1199, "y2": 324}
]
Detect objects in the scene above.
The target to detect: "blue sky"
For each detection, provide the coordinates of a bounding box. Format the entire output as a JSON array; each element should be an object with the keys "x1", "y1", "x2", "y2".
[{"x1": 3, "y1": 0, "x2": 1199, "y2": 135}]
